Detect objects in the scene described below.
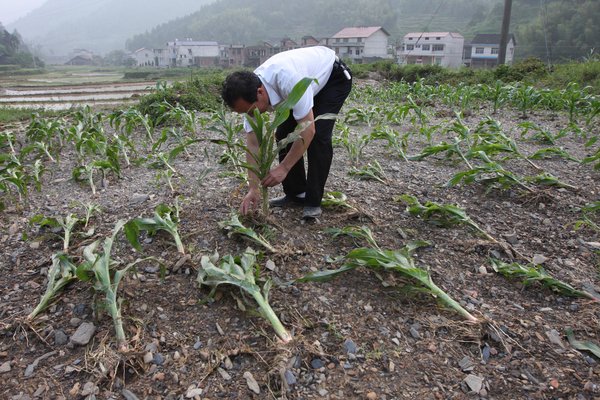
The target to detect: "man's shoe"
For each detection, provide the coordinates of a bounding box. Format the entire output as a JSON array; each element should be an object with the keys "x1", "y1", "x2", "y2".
[
  {"x1": 269, "y1": 194, "x2": 305, "y2": 208},
  {"x1": 302, "y1": 206, "x2": 322, "y2": 220}
]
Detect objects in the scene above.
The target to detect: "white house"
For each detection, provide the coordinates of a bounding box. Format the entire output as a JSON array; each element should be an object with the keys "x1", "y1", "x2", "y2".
[
  {"x1": 163, "y1": 39, "x2": 220, "y2": 67},
  {"x1": 133, "y1": 48, "x2": 155, "y2": 67},
  {"x1": 327, "y1": 26, "x2": 391, "y2": 63},
  {"x1": 398, "y1": 32, "x2": 464, "y2": 68},
  {"x1": 469, "y1": 34, "x2": 516, "y2": 68}
]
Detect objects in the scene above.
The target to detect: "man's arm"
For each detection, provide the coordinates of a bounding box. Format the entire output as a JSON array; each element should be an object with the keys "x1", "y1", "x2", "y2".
[{"x1": 261, "y1": 110, "x2": 315, "y2": 187}]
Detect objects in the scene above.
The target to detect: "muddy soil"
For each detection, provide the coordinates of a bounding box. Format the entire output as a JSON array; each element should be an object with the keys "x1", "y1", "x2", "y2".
[{"x1": 0, "y1": 80, "x2": 599, "y2": 400}]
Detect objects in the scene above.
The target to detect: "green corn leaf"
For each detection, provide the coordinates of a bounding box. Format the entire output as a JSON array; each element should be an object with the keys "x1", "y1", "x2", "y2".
[
  {"x1": 218, "y1": 214, "x2": 277, "y2": 253},
  {"x1": 565, "y1": 328, "x2": 600, "y2": 358},
  {"x1": 197, "y1": 248, "x2": 292, "y2": 342}
]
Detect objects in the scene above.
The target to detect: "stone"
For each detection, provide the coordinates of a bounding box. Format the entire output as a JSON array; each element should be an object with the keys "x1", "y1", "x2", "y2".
[
  {"x1": 143, "y1": 352, "x2": 154, "y2": 364},
  {"x1": 243, "y1": 371, "x2": 260, "y2": 394},
  {"x1": 0, "y1": 361, "x2": 11, "y2": 373},
  {"x1": 70, "y1": 322, "x2": 95, "y2": 346},
  {"x1": 284, "y1": 370, "x2": 297, "y2": 386},
  {"x1": 464, "y1": 374, "x2": 484, "y2": 393},
  {"x1": 344, "y1": 339, "x2": 357, "y2": 354},
  {"x1": 311, "y1": 358, "x2": 324, "y2": 369},
  {"x1": 186, "y1": 387, "x2": 203, "y2": 398},
  {"x1": 122, "y1": 389, "x2": 140, "y2": 400},
  {"x1": 367, "y1": 392, "x2": 378, "y2": 400},
  {"x1": 532, "y1": 254, "x2": 548, "y2": 265},
  {"x1": 54, "y1": 330, "x2": 68, "y2": 346},
  {"x1": 217, "y1": 367, "x2": 231, "y2": 381}
]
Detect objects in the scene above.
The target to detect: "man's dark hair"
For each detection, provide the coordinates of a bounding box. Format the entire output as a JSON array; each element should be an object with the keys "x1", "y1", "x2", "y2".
[{"x1": 221, "y1": 70, "x2": 262, "y2": 108}]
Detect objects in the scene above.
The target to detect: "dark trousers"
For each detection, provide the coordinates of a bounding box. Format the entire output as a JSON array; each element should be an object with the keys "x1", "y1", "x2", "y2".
[{"x1": 275, "y1": 63, "x2": 352, "y2": 207}]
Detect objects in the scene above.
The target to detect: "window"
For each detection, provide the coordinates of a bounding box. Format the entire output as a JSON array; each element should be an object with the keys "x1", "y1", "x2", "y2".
[
  {"x1": 432, "y1": 44, "x2": 444, "y2": 51},
  {"x1": 416, "y1": 44, "x2": 421, "y2": 48},
  {"x1": 422, "y1": 44, "x2": 430, "y2": 51},
  {"x1": 357, "y1": 38, "x2": 362, "y2": 43},
  {"x1": 336, "y1": 38, "x2": 340, "y2": 43},
  {"x1": 406, "y1": 44, "x2": 414, "y2": 50},
  {"x1": 425, "y1": 37, "x2": 430, "y2": 40},
  {"x1": 491, "y1": 48, "x2": 499, "y2": 54},
  {"x1": 348, "y1": 49, "x2": 353, "y2": 55},
  {"x1": 343, "y1": 38, "x2": 348, "y2": 43},
  {"x1": 335, "y1": 47, "x2": 339, "y2": 53},
  {"x1": 436, "y1": 37, "x2": 441, "y2": 40},
  {"x1": 408, "y1": 37, "x2": 413, "y2": 40},
  {"x1": 475, "y1": 47, "x2": 484, "y2": 54}
]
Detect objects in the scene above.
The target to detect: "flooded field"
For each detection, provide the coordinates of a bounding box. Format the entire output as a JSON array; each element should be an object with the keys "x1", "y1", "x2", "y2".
[{"x1": 0, "y1": 82, "x2": 153, "y2": 110}]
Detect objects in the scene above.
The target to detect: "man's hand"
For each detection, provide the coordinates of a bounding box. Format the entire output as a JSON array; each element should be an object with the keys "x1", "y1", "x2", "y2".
[
  {"x1": 261, "y1": 164, "x2": 290, "y2": 188},
  {"x1": 240, "y1": 187, "x2": 260, "y2": 215}
]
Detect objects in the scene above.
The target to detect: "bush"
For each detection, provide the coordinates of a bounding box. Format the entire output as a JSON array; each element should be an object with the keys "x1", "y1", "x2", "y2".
[{"x1": 137, "y1": 71, "x2": 225, "y2": 123}]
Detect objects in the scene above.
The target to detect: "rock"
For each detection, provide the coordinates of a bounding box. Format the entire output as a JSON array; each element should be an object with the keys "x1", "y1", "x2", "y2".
[
  {"x1": 545, "y1": 329, "x2": 565, "y2": 349},
  {"x1": 265, "y1": 260, "x2": 277, "y2": 271},
  {"x1": 54, "y1": 330, "x2": 68, "y2": 346},
  {"x1": 186, "y1": 386, "x2": 203, "y2": 398},
  {"x1": 344, "y1": 339, "x2": 357, "y2": 354},
  {"x1": 284, "y1": 370, "x2": 296, "y2": 387},
  {"x1": 217, "y1": 367, "x2": 231, "y2": 381},
  {"x1": 503, "y1": 233, "x2": 519, "y2": 245},
  {"x1": 122, "y1": 389, "x2": 140, "y2": 400},
  {"x1": 318, "y1": 388, "x2": 328, "y2": 396},
  {"x1": 173, "y1": 254, "x2": 191, "y2": 272},
  {"x1": 80, "y1": 381, "x2": 98, "y2": 396},
  {"x1": 464, "y1": 374, "x2": 484, "y2": 393},
  {"x1": 459, "y1": 356, "x2": 474, "y2": 372},
  {"x1": 409, "y1": 326, "x2": 421, "y2": 340},
  {"x1": 143, "y1": 352, "x2": 154, "y2": 364},
  {"x1": 243, "y1": 371, "x2": 260, "y2": 394},
  {"x1": 70, "y1": 322, "x2": 95, "y2": 346},
  {"x1": 130, "y1": 193, "x2": 150, "y2": 205},
  {"x1": 367, "y1": 392, "x2": 378, "y2": 400},
  {"x1": 152, "y1": 353, "x2": 165, "y2": 365},
  {"x1": 311, "y1": 358, "x2": 324, "y2": 369},
  {"x1": 0, "y1": 361, "x2": 11, "y2": 373},
  {"x1": 532, "y1": 254, "x2": 548, "y2": 265}
]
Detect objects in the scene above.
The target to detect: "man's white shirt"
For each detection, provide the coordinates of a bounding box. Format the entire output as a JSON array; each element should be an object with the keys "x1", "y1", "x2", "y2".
[{"x1": 243, "y1": 46, "x2": 336, "y2": 133}]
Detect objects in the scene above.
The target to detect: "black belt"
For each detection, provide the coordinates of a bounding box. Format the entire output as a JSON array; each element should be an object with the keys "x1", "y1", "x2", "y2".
[{"x1": 333, "y1": 56, "x2": 352, "y2": 80}]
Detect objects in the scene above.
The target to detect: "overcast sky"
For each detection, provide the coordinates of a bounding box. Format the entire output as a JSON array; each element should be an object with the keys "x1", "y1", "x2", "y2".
[{"x1": 1, "y1": 0, "x2": 47, "y2": 25}]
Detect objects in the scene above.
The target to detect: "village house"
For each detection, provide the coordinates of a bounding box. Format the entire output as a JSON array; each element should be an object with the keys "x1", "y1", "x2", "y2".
[
  {"x1": 326, "y1": 26, "x2": 391, "y2": 63},
  {"x1": 469, "y1": 33, "x2": 516, "y2": 68},
  {"x1": 151, "y1": 39, "x2": 220, "y2": 67},
  {"x1": 397, "y1": 32, "x2": 465, "y2": 68},
  {"x1": 219, "y1": 44, "x2": 246, "y2": 67},
  {"x1": 133, "y1": 48, "x2": 155, "y2": 67}
]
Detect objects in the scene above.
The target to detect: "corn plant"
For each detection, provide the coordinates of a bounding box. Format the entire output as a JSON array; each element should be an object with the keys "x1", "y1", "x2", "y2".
[
  {"x1": 524, "y1": 173, "x2": 578, "y2": 191},
  {"x1": 30, "y1": 213, "x2": 81, "y2": 252},
  {"x1": 218, "y1": 214, "x2": 277, "y2": 253},
  {"x1": 326, "y1": 225, "x2": 379, "y2": 248},
  {"x1": 158, "y1": 101, "x2": 200, "y2": 133},
  {"x1": 528, "y1": 147, "x2": 579, "y2": 163},
  {"x1": 518, "y1": 121, "x2": 562, "y2": 145},
  {"x1": 561, "y1": 83, "x2": 592, "y2": 125},
  {"x1": 585, "y1": 97, "x2": 600, "y2": 127},
  {"x1": 566, "y1": 328, "x2": 600, "y2": 359},
  {"x1": 582, "y1": 146, "x2": 600, "y2": 170},
  {"x1": 108, "y1": 107, "x2": 156, "y2": 143},
  {"x1": 72, "y1": 145, "x2": 121, "y2": 195},
  {"x1": 369, "y1": 125, "x2": 408, "y2": 161},
  {"x1": 26, "y1": 113, "x2": 67, "y2": 148},
  {"x1": 344, "y1": 105, "x2": 382, "y2": 127},
  {"x1": 208, "y1": 106, "x2": 245, "y2": 177},
  {"x1": 297, "y1": 230, "x2": 477, "y2": 322},
  {"x1": 77, "y1": 221, "x2": 153, "y2": 351},
  {"x1": 27, "y1": 253, "x2": 78, "y2": 321},
  {"x1": 490, "y1": 258, "x2": 597, "y2": 301},
  {"x1": 124, "y1": 201, "x2": 185, "y2": 254},
  {"x1": 349, "y1": 160, "x2": 386, "y2": 184},
  {"x1": 321, "y1": 191, "x2": 355, "y2": 211},
  {"x1": 574, "y1": 201, "x2": 600, "y2": 233},
  {"x1": 146, "y1": 138, "x2": 200, "y2": 175},
  {"x1": 336, "y1": 123, "x2": 371, "y2": 165},
  {"x1": 510, "y1": 84, "x2": 542, "y2": 118},
  {"x1": 408, "y1": 138, "x2": 472, "y2": 168},
  {"x1": 81, "y1": 202, "x2": 102, "y2": 228},
  {"x1": 447, "y1": 151, "x2": 534, "y2": 193},
  {"x1": 240, "y1": 77, "x2": 316, "y2": 216},
  {"x1": 197, "y1": 248, "x2": 292, "y2": 342},
  {"x1": 395, "y1": 194, "x2": 498, "y2": 242},
  {"x1": 481, "y1": 81, "x2": 510, "y2": 114},
  {"x1": 407, "y1": 95, "x2": 429, "y2": 128}
]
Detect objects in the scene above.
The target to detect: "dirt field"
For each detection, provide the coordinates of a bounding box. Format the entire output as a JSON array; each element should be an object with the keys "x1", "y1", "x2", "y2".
[{"x1": 0, "y1": 79, "x2": 599, "y2": 400}]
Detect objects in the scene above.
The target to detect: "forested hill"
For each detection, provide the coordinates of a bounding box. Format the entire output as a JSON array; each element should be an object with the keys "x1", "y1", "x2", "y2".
[
  {"x1": 6, "y1": 0, "x2": 216, "y2": 56},
  {"x1": 125, "y1": 0, "x2": 495, "y2": 50},
  {"x1": 126, "y1": 0, "x2": 599, "y2": 62}
]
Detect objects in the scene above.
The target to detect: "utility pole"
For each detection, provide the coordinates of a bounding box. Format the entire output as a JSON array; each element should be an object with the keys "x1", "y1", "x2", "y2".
[{"x1": 498, "y1": 0, "x2": 513, "y2": 65}]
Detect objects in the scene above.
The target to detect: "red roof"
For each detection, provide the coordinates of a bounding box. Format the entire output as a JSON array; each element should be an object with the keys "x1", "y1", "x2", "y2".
[{"x1": 332, "y1": 26, "x2": 389, "y2": 39}]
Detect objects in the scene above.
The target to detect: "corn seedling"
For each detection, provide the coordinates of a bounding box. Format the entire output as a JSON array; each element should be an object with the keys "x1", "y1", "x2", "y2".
[
  {"x1": 72, "y1": 146, "x2": 121, "y2": 195},
  {"x1": 218, "y1": 214, "x2": 277, "y2": 253},
  {"x1": 158, "y1": 101, "x2": 199, "y2": 133},
  {"x1": 240, "y1": 77, "x2": 316, "y2": 216},
  {"x1": 482, "y1": 81, "x2": 510, "y2": 114},
  {"x1": 528, "y1": 147, "x2": 579, "y2": 162},
  {"x1": 208, "y1": 106, "x2": 245, "y2": 176},
  {"x1": 524, "y1": 173, "x2": 578, "y2": 191},
  {"x1": 510, "y1": 84, "x2": 542, "y2": 119},
  {"x1": 326, "y1": 225, "x2": 379, "y2": 248},
  {"x1": 30, "y1": 159, "x2": 44, "y2": 192},
  {"x1": 349, "y1": 160, "x2": 386, "y2": 184},
  {"x1": 77, "y1": 221, "x2": 153, "y2": 351},
  {"x1": 408, "y1": 138, "x2": 472, "y2": 168},
  {"x1": 81, "y1": 202, "x2": 102, "y2": 228},
  {"x1": 197, "y1": 248, "x2": 292, "y2": 342},
  {"x1": 395, "y1": 194, "x2": 498, "y2": 242},
  {"x1": 124, "y1": 201, "x2": 185, "y2": 254},
  {"x1": 27, "y1": 253, "x2": 78, "y2": 321},
  {"x1": 490, "y1": 258, "x2": 597, "y2": 301},
  {"x1": 321, "y1": 191, "x2": 355, "y2": 211},
  {"x1": 582, "y1": 146, "x2": 600, "y2": 170},
  {"x1": 518, "y1": 121, "x2": 566, "y2": 145},
  {"x1": 561, "y1": 83, "x2": 592, "y2": 125},
  {"x1": 369, "y1": 125, "x2": 408, "y2": 161},
  {"x1": 566, "y1": 328, "x2": 600, "y2": 359},
  {"x1": 574, "y1": 201, "x2": 600, "y2": 233},
  {"x1": 447, "y1": 151, "x2": 534, "y2": 193},
  {"x1": 26, "y1": 114, "x2": 67, "y2": 148},
  {"x1": 30, "y1": 213, "x2": 81, "y2": 252},
  {"x1": 297, "y1": 234, "x2": 477, "y2": 322}
]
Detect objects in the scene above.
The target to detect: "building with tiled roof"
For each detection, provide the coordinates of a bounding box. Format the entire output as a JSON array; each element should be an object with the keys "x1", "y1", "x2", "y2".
[
  {"x1": 398, "y1": 32, "x2": 465, "y2": 68},
  {"x1": 327, "y1": 26, "x2": 391, "y2": 63}
]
